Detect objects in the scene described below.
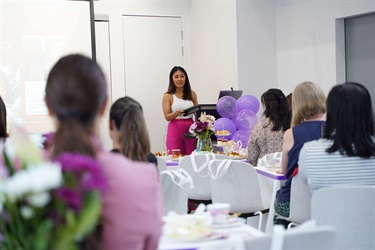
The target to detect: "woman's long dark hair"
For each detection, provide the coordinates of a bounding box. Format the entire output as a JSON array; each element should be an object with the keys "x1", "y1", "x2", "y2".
[
  {"x1": 45, "y1": 54, "x2": 107, "y2": 156},
  {"x1": 109, "y1": 96, "x2": 150, "y2": 162},
  {"x1": 166, "y1": 66, "x2": 192, "y2": 100},
  {"x1": 0, "y1": 96, "x2": 7, "y2": 138},
  {"x1": 324, "y1": 82, "x2": 375, "y2": 157},
  {"x1": 261, "y1": 89, "x2": 291, "y2": 131}
]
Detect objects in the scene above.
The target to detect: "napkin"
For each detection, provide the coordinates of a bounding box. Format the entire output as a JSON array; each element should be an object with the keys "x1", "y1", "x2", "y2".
[
  {"x1": 257, "y1": 152, "x2": 282, "y2": 168},
  {"x1": 163, "y1": 209, "x2": 213, "y2": 241}
]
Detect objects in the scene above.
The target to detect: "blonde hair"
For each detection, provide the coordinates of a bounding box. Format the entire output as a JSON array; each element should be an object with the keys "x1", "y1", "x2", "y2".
[{"x1": 291, "y1": 81, "x2": 326, "y2": 126}]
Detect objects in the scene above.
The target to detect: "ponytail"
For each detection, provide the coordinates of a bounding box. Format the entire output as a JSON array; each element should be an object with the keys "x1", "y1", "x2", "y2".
[
  {"x1": 52, "y1": 118, "x2": 95, "y2": 156},
  {"x1": 0, "y1": 97, "x2": 7, "y2": 138},
  {"x1": 118, "y1": 103, "x2": 150, "y2": 162}
]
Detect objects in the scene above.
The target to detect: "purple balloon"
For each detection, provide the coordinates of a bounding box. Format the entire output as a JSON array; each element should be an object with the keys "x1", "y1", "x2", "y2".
[
  {"x1": 237, "y1": 95, "x2": 260, "y2": 113},
  {"x1": 234, "y1": 109, "x2": 258, "y2": 131},
  {"x1": 214, "y1": 118, "x2": 236, "y2": 139},
  {"x1": 231, "y1": 130, "x2": 250, "y2": 148},
  {"x1": 216, "y1": 96, "x2": 238, "y2": 118}
]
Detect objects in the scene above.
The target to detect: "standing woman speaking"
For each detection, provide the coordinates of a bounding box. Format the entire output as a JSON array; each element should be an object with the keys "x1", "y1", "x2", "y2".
[{"x1": 162, "y1": 66, "x2": 198, "y2": 155}]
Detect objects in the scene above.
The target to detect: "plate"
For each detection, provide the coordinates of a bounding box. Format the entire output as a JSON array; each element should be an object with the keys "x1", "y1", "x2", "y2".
[
  {"x1": 169, "y1": 157, "x2": 180, "y2": 161},
  {"x1": 228, "y1": 156, "x2": 247, "y2": 160},
  {"x1": 211, "y1": 221, "x2": 243, "y2": 229},
  {"x1": 214, "y1": 143, "x2": 234, "y2": 148},
  {"x1": 159, "y1": 156, "x2": 182, "y2": 161},
  {"x1": 212, "y1": 216, "x2": 237, "y2": 224},
  {"x1": 166, "y1": 231, "x2": 227, "y2": 243},
  {"x1": 158, "y1": 156, "x2": 171, "y2": 161},
  {"x1": 215, "y1": 132, "x2": 231, "y2": 137}
]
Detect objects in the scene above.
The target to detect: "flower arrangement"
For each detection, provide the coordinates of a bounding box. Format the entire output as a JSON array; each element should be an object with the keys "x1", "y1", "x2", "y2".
[
  {"x1": 189, "y1": 112, "x2": 216, "y2": 151},
  {"x1": 0, "y1": 125, "x2": 107, "y2": 250}
]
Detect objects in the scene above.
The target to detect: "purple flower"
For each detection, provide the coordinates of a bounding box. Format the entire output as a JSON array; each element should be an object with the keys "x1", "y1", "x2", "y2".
[
  {"x1": 54, "y1": 153, "x2": 107, "y2": 193},
  {"x1": 0, "y1": 164, "x2": 9, "y2": 179},
  {"x1": 42, "y1": 132, "x2": 54, "y2": 149},
  {"x1": 195, "y1": 122, "x2": 205, "y2": 132},
  {"x1": 56, "y1": 187, "x2": 82, "y2": 212},
  {"x1": 189, "y1": 113, "x2": 216, "y2": 140}
]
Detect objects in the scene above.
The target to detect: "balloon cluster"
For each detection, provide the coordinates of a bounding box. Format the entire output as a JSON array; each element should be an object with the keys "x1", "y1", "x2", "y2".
[{"x1": 215, "y1": 95, "x2": 260, "y2": 148}]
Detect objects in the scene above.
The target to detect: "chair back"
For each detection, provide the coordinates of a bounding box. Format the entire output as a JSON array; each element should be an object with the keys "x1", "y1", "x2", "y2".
[
  {"x1": 288, "y1": 174, "x2": 311, "y2": 223},
  {"x1": 208, "y1": 159, "x2": 264, "y2": 213},
  {"x1": 159, "y1": 169, "x2": 193, "y2": 215},
  {"x1": 156, "y1": 156, "x2": 167, "y2": 172},
  {"x1": 274, "y1": 174, "x2": 311, "y2": 227},
  {"x1": 311, "y1": 185, "x2": 375, "y2": 250},
  {"x1": 245, "y1": 221, "x2": 337, "y2": 250},
  {"x1": 179, "y1": 153, "x2": 227, "y2": 200}
]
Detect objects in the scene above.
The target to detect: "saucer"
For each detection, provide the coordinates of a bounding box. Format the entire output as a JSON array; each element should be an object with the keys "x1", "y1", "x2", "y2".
[
  {"x1": 212, "y1": 216, "x2": 237, "y2": 225},
  {"x1": 211, "y1": 220, "x2": 243, "y2": 229},
  {"x1": 167, "y1": 231, "x2": 227, "y2": 242}
]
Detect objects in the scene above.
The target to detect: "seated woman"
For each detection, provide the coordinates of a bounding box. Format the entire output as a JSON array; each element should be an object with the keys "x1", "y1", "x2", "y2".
[
  {"x1": 45, "y1": 54, "x2": 162, "y2": 249},
  {"x1": 299, "y1": 82, "x2": 375, "y2": 191},
  {"x1": 109, "y1": 96, "x2": 157, "y2": 166},
  {"x1": 274, "y1": 81, "x2": 326, "y2": 225},
  {"x1": 247, "y1": 89, "x2": 291, "y2": 166}
]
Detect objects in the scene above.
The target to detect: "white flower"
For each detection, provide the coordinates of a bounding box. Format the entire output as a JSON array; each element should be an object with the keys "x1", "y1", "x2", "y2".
[
  {"x1": 28, "y1": 133, "x2": 46, "y2": 149},
  {"x1": 4, "y1": 138, "x2": 16, "y2": 161},
  {"x1": 0, "y1": 162, "x2": 62, "y2": 199},
  {"x1": 20, "y1": 206, "x2": 33, "y2": 219},
  {"x1": 28, "y1": 192, "x2": 51, "y2": 207},
  {"x1": 206, "y1": 115, "x2": 216, "y2": 123},
  {"x1": 6, "y1": 124, "x2": 43, "y2": 165},
  {"x1": 199, "y1": 112, "x2": 207, "y2": 122},
  {"x1": 189, "y1": 123, "x2": 197, "y2": 135}
]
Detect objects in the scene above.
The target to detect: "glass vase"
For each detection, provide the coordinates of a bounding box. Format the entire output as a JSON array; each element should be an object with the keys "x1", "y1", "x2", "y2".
[{"x1": 197, "y1": 137, "x2": 213, "y2": 152}]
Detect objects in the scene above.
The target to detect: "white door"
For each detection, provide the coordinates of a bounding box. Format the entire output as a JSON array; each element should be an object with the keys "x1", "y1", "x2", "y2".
[
  {"x1": 122, "y1": 15, "x2": 183, "y2": 152},
  {"x1": 95, "y1": 18, "x2": 113, "y2": 151}
]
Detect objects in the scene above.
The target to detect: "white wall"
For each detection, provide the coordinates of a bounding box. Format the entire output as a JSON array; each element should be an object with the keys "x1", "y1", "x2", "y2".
[
  {"x1": 94, "y1": 0, "x2": 239, "y2": 151},
  {"x1": 95, "y1": 0, "x2": 238, "y2": 104},
  {"x1": 275, "y1": 1, "x2": 375, "y2": 95},
  {"x1": 94, "y1": 1, "x2": 190, "y2": 103},
  {"x1": 188, "y1": 0, "x2": 238, "y2": 104},
  {"x1": 236, "y1": 1, "x2": 278, "y2": 104},
  {"x1": 0, "y1": 1, "x2": 92, "y2": 134}
]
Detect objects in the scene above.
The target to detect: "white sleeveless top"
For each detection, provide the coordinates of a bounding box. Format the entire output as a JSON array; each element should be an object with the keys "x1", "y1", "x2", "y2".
[{"x1": 171, "y1": 94, "x2": 194, "y2": 119}]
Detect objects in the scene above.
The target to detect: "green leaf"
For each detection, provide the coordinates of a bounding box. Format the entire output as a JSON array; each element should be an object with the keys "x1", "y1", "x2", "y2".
[
  {"x1": 52, "y1": 192, "x2": 102, "y2": 250},
  {"x1": 52, "y1": 210, "x2": 77, "y2": 250},
  {"x1": 74, "y1": 191, "x2": 102, "y2": 238},
  {"x1": 3, "y1": 150, "x2": 14, "y2": 175},
  {"x1": 34, "y1": 219, "x2": 53, "y2": 250}
]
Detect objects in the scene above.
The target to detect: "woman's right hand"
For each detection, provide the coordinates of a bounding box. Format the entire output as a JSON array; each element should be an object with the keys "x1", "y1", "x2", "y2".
[{"x1": 174, "y1": 109, "x2": 184, "y2": 118}]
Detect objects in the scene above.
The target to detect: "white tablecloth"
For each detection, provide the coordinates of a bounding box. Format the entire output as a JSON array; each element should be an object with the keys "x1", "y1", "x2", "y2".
[{"x1": 158, "y1": 223, "x2": 264, "y2": 250}]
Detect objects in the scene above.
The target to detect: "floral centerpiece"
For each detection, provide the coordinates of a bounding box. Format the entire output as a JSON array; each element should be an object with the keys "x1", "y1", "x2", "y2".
[
  {"x1": 189, "y1": 112, "x2": 216, "y2": 152},
  {"x1": 0, "y1": 125, "x2": 107, "y2": 250}
]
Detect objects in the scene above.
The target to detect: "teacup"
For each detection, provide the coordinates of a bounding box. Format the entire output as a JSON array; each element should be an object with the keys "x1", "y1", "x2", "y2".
[
  {"x1": 171, "y1": 149, "x2": 180, "y2": 158},
  {"x1": 232, "y1": 141, "x2": 242, "y2": 151},
  {"x1": 207, "y1": 203, "x2": 231, "y2": 224}
]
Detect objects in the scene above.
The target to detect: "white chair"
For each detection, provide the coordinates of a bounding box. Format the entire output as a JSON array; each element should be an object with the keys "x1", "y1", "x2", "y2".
[
  {"x1": 159, "y1": 169, "x2": 193, "y2": 215},
  {"x1": 179, "y1": 153, "x2": 228, "y2": 211},
  {"x1": 156, "y1": 156, "x2": 167, "y2": 172},
  {"x1": 208, "y1": 159, "x2": 269, "y2": 231},
  {"x1": 275, "y1": 174, "x2": 311, "y2": 229},
  {"x1": 245, "y1": 220, "x2": 337, "y2": 250},
  {"x1": 311, "y1": 185, "x2": 375, "y2": 250},
  {"x1": 179, "y1": 153, "x2": 228, "y2": 200}
]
